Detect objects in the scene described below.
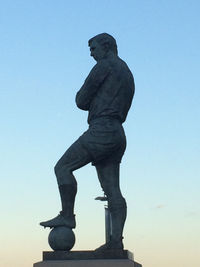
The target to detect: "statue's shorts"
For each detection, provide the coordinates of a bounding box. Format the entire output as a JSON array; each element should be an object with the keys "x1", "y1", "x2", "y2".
[
  {"x1": 78, "y1": 118, "x2": 126, "y2": 166},
  {"x1": 57, "y1": 117, "x2": 126, "y2": 170}
]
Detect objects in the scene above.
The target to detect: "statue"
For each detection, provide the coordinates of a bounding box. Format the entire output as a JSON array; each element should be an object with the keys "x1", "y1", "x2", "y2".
[{"x1": 40, "y1": 33, "x2": 135, "y2": 251}]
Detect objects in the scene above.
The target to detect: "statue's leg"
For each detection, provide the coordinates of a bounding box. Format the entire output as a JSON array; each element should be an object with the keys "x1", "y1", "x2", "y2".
[
  {"x1": 95, "y1": 161, "x2": 127, "y2": 250},
  {"x1": 40, "y1": 140, "x2": 91, "y2": 228}
]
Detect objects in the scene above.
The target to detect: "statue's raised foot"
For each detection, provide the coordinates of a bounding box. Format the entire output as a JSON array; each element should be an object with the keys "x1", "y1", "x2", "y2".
[
  {"x1": 95, "y1": 238, "x2": 124, "y2": 252},
  {"x1": 40, "y1": 212, "x2": 76, "y2": 229}
]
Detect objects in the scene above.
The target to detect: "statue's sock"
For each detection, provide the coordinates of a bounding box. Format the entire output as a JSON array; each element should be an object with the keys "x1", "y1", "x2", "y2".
[
  {"x1": 59, "y1": 184, "x2": 77, "y2": 217},
  {"x1": 109, "y1": 198, "x2": 127, "y2": 241}
]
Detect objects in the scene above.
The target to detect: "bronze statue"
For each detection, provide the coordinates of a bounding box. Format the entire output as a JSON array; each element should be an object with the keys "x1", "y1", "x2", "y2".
[{"x1": 40, "y1": 33, "x2": 135, "y2": 251}]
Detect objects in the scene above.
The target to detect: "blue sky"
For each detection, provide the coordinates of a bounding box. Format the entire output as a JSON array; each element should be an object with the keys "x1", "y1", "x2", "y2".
[{"x1": 1, "y1": 1, "x2": 200, "y2": 267}]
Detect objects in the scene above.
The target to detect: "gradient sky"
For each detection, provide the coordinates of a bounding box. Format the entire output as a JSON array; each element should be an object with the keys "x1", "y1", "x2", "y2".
[{"x1": 1, "y1": 1, "x2": 200, "y2": 267}]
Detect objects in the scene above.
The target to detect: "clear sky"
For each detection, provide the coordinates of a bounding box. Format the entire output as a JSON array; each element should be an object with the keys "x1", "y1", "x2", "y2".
[{"x1": 1, "y1": 1, "x2": 200, "y2": 267}]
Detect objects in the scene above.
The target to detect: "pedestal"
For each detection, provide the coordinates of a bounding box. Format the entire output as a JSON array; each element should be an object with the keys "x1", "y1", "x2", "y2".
[
  {"x1": 33, "y1": 250, "x2": 142, "y2": 267},
  {"x1": 34, "y1": 259, "x2": 140, "y2": 267}
]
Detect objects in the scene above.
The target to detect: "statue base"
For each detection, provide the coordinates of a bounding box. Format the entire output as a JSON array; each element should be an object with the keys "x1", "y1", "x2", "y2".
[{"x1": 33, "y1": 250, "x2": 142, "y2": 267}]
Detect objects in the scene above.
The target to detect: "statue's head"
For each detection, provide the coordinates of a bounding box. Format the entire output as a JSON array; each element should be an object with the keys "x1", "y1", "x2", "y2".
[{"x1": 88, "y1": 33, "x2": 118, "y2": 61}]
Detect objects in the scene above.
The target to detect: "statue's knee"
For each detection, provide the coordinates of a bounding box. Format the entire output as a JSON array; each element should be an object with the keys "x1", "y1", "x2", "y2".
[
  {"x1": 54, "y1": 163, "x2": 59, "y2": 176},
  {"x1": 55, "y1": 158, "x2": 64, "y2": 172},
  {"x1": 55, "y1": 162, "x2": 70, "y2": 176},
  {"x1": 55, "y1": 164, "x2": 76, "y2": 186},
  {"x1": 54, "y1": 164, "x2": 65, "y2": 182}
]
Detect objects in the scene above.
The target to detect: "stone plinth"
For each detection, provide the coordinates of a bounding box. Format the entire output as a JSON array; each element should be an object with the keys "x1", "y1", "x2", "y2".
[
  {"x1": 34, "y1": 259, "x2": 139, "y2": 267},
  {"x1": 33, "y1": 250, "x2": 142, "y2": 267},
  {"x1": 43, "y1": 250, "x2": 133, "y2": 260}
]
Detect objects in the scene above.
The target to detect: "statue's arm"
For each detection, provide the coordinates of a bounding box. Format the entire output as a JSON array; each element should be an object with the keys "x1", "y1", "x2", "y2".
[{"x1": 76, "y1": 61, "x2": 110, "y2": 110}]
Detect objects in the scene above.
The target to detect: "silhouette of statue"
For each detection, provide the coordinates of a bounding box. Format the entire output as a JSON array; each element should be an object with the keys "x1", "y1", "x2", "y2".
[{"x1": 40, "y1": 33, "x2": 135, "y2": 251}]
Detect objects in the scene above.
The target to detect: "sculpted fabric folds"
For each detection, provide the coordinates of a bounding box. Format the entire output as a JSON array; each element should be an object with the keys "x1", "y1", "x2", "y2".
[
  {"x1": 76, "y1": 57, "x2": 134, "y2": 124},
  {"x1": 78, "y1": 118, "x2": 126, "y2": 165}
]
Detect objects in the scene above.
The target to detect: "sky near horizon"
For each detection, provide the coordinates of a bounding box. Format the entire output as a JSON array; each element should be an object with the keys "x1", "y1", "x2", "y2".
[{"x1": 1, "y1": 1, "x2": 200, "y2": 267}]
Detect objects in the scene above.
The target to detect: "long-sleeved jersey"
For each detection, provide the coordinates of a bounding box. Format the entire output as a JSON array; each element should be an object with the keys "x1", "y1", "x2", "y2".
[{"x1": 76, "y1": 55, "x2": 135, "y2": 124}]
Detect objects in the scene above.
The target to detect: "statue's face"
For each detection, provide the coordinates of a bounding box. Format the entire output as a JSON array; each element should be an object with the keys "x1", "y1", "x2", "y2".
[{"x1": 89, "y1": 40, "x2": 107, "y2": 62}]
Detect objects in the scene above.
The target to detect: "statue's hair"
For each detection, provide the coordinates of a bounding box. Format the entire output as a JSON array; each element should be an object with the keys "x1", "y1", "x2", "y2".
[{"x1": 88, "y1": 33, "x2": 118, "y2": 55}]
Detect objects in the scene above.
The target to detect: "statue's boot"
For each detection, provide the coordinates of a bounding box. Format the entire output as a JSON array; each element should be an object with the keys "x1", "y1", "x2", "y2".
[
  {"x1": 95, "y1": 237, "x2": 124, "y2": 252},
  {"x1": 40, "y1": 212, "x2": 76, "y2": 228},
  {"x1": 40, "y1": 184, "x2": 77, "y2": 229},
  {"x1": 95, "y1": 198, "x2": 127, "y2": 252}
]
